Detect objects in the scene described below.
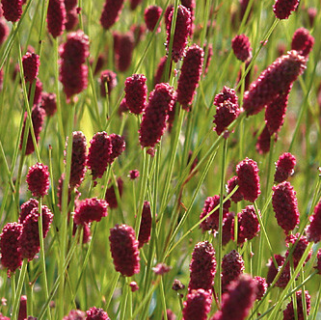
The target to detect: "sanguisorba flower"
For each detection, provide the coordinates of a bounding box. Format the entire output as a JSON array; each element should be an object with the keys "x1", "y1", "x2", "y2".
[
  {"x1": 22, "y1": 52, "x2": 40, "y2": 82},
  {"x1": 62, "y1": 310, "x2": 86, "y2": 320},
  {"x1": 306, "y1": 200, "x2": 321, "y2": 243},
  {"x1": 182, "y1": 289, "x2": 212, "y2": 320},
  {"x1": 272, "y1": 181, "x2": 299, "y2": 233},
  {"x1": 154, "y1": 56, "x2": 171, "y2": 85},
  {"x1": 231, "y1": 34, "x2": 252, "y2": 62},
  {"x1": 236, "y1": 157, "x2": 261, "y2": 202},
  {"x1": 176, "y1": 44, "x2": 204, "y2": 110},
  {"x1": 0, "y1": 19, "x2": 9, "y2": 45},
  {"x1": 243, "y1": 51, "x2": 306, "y2": 116},
  {"x1": 74, "y1": 198, "x2": 108, "y2": 225},
  {"x1": 41, "y1": 92, "x2": 57, "y2": 117},
  {"x1": 254, "y1": 276, "x2": 267, "y2": 301},
  {"x1": 26, "y1": 162, "x2": 50, "y2": 198},
  {"x1": 19, "y1": 198, "x2": 39, "y2": 224},
  {"x1": 86, "y1": 307, "x2": 110, "y2": 320},
  {"x1": 114, "y1": 31, "x2": 134, "y2": 72},
  {"x1": 274, "y1": 152, "x2": 296, "y2": 183},
  {"x1": 236, "y1": 205, "x2": 260, "y2": 244},
  {"x1": 144, "y1": 5, "x2": 162, "y2": 33},
  {"x1": 100, "y1": 0, "x2": 124, "y2": 30},
  {"x1": 138, "y1": 201, "x2": 152, "y2": 248},
  {"x1": 108, "y1": 133, "x2": 125, "y2": 164},
  {"x1": 1, "y1": 0, "x2": 22, "y2": 22},
  {"x1": 47, "y1": 0, "x2": 66, "y2": 38},
  {"x1": 283, "y1": 290, "x2": 311, "y2": 320},
  {"x1": 105, "y1": 177, "x2": 123, "y2": 209},
  {"x1": 273, "y1": 0, "x2": 299, "y2": 19},
  {"x1": 291, "y1": 28, "x2": 314, "y2": 57},
  {"x1": 109, "y1": 224, "x2": 140, "y2": 277},
  {"x1": 125, "y1": 74, "x2": 147, "y2": 115}
]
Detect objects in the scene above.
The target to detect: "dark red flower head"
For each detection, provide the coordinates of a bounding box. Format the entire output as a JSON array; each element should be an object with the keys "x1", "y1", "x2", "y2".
[
  {"x1": 47, "y1": 0, "x2": 66, "y2": 38},
  {"x1": 74, "y1": 198, "x2": 108, "y2": 225},
  {"x1": 100, "y1": 0, "x2": 124, "y2": 30},
  {"x1": 274, "y1": 152, "x2": 296, "y2": 183},
  {"x1": 291, "y1": 28, "x2": 314, "y2": 57},
  {"x1": 138, "y1": 201, "x2": 152, "y2": 248},
  {"x1": 19, "y1": 198, "x2": 39, "y2": 224},
  {"x1": 273, "y1": 0, "x2": 299, "y2": 19},
  {"x1": 86, "y1": 307, "x2": 110, "y2": 320},
  {"x1": 283, "y1": 290, "x2": 311, "y2": 320},
  {"x1": 182, "y1": 289, "x2": 212, "y2": 320},
  {"x1": 232, "y1": 34, "x2": 252, "y2": 62},
  {"x1": 26, "y1": 162, "x2": 50, "y2": 198},
  {"x1": 144, "y1": 5, "x2": 162, "y2": 33},
  {"x1": 125, "y1": 74, "x2": 147, "y2": 115},
  {"x1": 254, "y1": 276, "x2": 267, "y2": 300},
  {"x1": 1, "y1": 0, "x2": 22, "y2": 22},
  {"x1": 306, "y1": 200, "x2": 321, "y2": 243},
  {"x1": 22, "y1": 52, "x2": 40, "y2": 82},
  {"x1": 114, "y1": 31, "x2": 134, "y2": 72},
  {"x1": 41, "y1": 92, "x2": 57, "y2": 117}
]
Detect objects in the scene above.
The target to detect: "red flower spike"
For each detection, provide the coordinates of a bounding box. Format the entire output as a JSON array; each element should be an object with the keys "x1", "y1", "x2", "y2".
[
  {"x1": 130, "y1": 23, "x2": 145, "y2": 47},
  {"x1": 0, "y1": 222, "x2": 23, "y2": 275},
  {"x1": 30, "y1": 78, "x2": 43, "y2": 105},
  {"x1": 154, "y1": 56, "x2": 171, "y2": 85},
  {"x1": 26, "y1": 162, "x2": 50, "y2": 198},
  {"x1": 86, "y1": 307, "x2": 110, "y2": 320},
  {"x1": 286, "y1": 233, "x2": 311, "y2": 266},
  {"x1": 138, "y1": 201, "x2": 152, "y2": 248},
  {"x1": 165, "y1": 5, "x2": 191, "y2": 62},
  {"x1": 1, "y1": 0, "x2": 22, "y2": 22},
  {"x1": 176, "y1": 44, "x2": 204, "y2": 110},
  {"x1": 316, "y1": 250, "x2": 321, "y2": 274},
  {"x1": 181, "y1": 0, "x2": 195, "y2": 36},
  {"x1": 274, "y1": 152, "x2": 296, "y2": 183},
  {"x1": 64, "y1": 0, "x2": 77, "y2": 10},
  {"x1": 22, "y1": 52, "x2": 40, "y2": 83},
  {"x1": 188, "y1": 241, "x2": 216, "y2": 292},
  {"x1": 227, "y1": 176, "x2": 243, "y2": 203},
  {"x1": 47, "y1": 0, "x2": 66, "y2": 38},
  {"x1": 182, "y1": 289, "x2": 212, "y2": 320},
  {"x1": 108, "y1": 134, "x2": 125, "y2": 164},
  {"x1": 236, "y1": 205, "x2": 260, "y2": 244},
  {"x1": 256, "y1": 125, "x2": 271, "y2": 154},
  {"x1": 203, "y1": 43, "x2": 213, "y2": 76},
  {"x1": 222, "y1": 212, "x2": 234, "y2": 246},
  {"x1": 105, "y1": 177, "x2": 123, "y2": 209},
  {"x1": 232, "y1": 34, "x2": 252, "y2": 62},
  {"x1": 0, "y1": 19, "x2": 9, "y2": 45},
  {"x1": 114, "y1": 32, "x2": 134, "y2": 72},
  {"x1": 139, "y1": 83, "x2": 176, "y2": 148},
  {"x1": 236, "y1": 158, "x2": 261, "y2": 202},
  {"x1": 214, "y1": 86, "x2": 238, "y2": 105},
  {"x1": 18, "y1": 295, "x2": 27, "y2": 320},
  {"x1": 87, "y1": 131, "x2": 112, "y2": 181},
  {"x1": 254, "y1": 276, "x2": 267, "y2": 301},
  {"x1": 109, "y1": 224, "x2": 140, "y2": 277},
  {"x1": 64, "y1": 8, "x2": 78, "y2": 31},
  {"x1": 272, "y1": 181, "x2": 299, "y2": 233},
  {"x1": 266, "y1": 254, "x2": 285, "y2": 286},
  {"x1": 291, "y1": 28, "x2": 314, "y2": 57},
  {"x1": 19, "y1": 198, "x2": 39, "y2": 224},
  {"x1": 306, "y1": 200, "x2": 321, "y2": 243},
  {"x1": 283, "y1": 290, "x2": 311, "y2": 320},
  {"x1": 100, "y1": 0, "x2": 124, "y2": 30},
  {"x1": 41, "y1": 92, "x2": 57, "y2": 117},
  {"x1": 144, "y1": 5, "x2": 162, "y2": 33},
  {"x1": 125, "y1": 74, "x2": 147, "y2": 115},
  {"x1": 100, "y1": 70, "x2": 117, "y2": 97},
  {"x1": 129, "y1": 169, "x2": 139, "y2": 180},
  {"x1": 129, "y1": 0, "x2": 142, "y2": 10},
  {"x1": 74, "y1": 198, "x2": 108, "y2": 225},
  {"x1": 221, "y1": 250, "x2": 245, "y2": 293},
  {"x1": 243, "y1": 51, "x2": 306, "y2": 116},
  {"x1": 63, "y1": 310, "x2": 86, "y2": 320},
  {"x1": 273, "y1": 0, "x2": 299, "y2": 19}
]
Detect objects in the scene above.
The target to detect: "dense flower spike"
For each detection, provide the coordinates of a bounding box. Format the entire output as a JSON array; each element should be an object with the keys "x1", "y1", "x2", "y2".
[
  {"x1": 47, "y1": 0, "x2": 66, "y2": 38},
  {"x1": 87, "y1": 131, "x2": 112, "y2": 180},
  {"x1": 74, "y1": 198, "x2": 108, "y2": 225},
  {"x1": 63, "y1": 310, "x2": 86, "y2": 320},
  {"x1": 65, "y1": 8, "x2": 78, "y2": 31},
  {"x1": 236, "y1": 158, "x2": 261, "y2": 202},
  {"x1": 274, "y1": 152, "x2": 296, "y2": 183},
  {"x1": 22, "y1": 52, "x2": 40, "y2": 82},
  {"x1": 144, "y1": 6, "x2": 162, "y2": 33},
  {"x1": 291, "y1": 28, "x2": 314, "y2": 57},
  {"x1": 154, "y1": 56, "x2": 171, "y2": 85},
  {"x1": 86, "y1": 307, "x2": 110, "y2": 320},
  {"x1": 59, "y1": 30, "x2": 89, "y2": 98},
  {"x1": 41, "y1": 92, "x2": 57, "y2": 117},
  {"x1": 32, "y1": 77, "x2": 43, "y2": 105},
  {"x1": 165, "y1": 5, "x2": 191, "y2": 62},
  {"x1": 285, "y1": 233, "x2": 311, "y2": 266},
  {"x1": 129, "y1": 0, "x2": 142, "y2": 10},
  {"x1": 0, "y1": 222, "x2": 23, "y2": 275},
  {"x1": 266, "y1": 254, "x2": 285, "y2": 285},
  {"x1": 129, "y1": 169, "x2": 139, "y2": 180},
  {"x1": 199, "y1": 195, "x2": 231, "y2": 231},
  {"x1": 316, "y1": 250, "x2": 321, "y2": 274},
  {"x1": 100, "y1": 70, "x2": 117, "y2": 97},
  {"x1": 273, "y1": 0, "x2": 299, "y2": 19},
  {"x1": 306, "y1": 200, "x2": 321, "y2": 243},
  {"x1": 211, "y1": 274, "x2": 257, "y2": 320},
  {"x1": 221, "y1": 250, "x2": 245, "y2": 293},
  {"x1": 108, "y1": 134, "x2": 125, "y2": 163},
  {"x1": 231, "y1": 34, "x2": 252, "y2": 62},
  {"x1": 19, "y1": 198, "x2": 39, "y2": 224},
  {"x1": 236, "y1": 205, "x2": 260, "y2": 244},
  {"x1": 0, "y1": 19, "x2": 9, "y2": 45},
  {"x1": 254, "y1": 276, "x2": 267, "y2": 300},
  {"x1": 283, "y1": 291, "x2": 311, "y2": 320},
  {"x1": 182, "y1": 289, "x2": 212, "y2": 320},
  {"x1": 243, "y1": 51, "x2": 306, "y2": 115},
  {"x1": 105, "y1": 177, "x2": 123, "y2": 209},
  {"x1": 188, "y1": 241, "x2": 216, "y2": 292},
  {"x1": 1, "y1": 0, "x2": 22, "y2": 22},
  {"x1": 64, "y1": 0, "x2": 77, "y2": 11},
  {"x1": 213, "y1": 100, "x2": 240, "y2": 135},
  {"x1": 100, "y1": 0, "x2": 124, "y2": 30},
  {"x1": 272, "y1": 181, "x2": 299, "y2": 233},
  {"x1": 138, "y1": 201, "x2": 152, "y2": 248},
  {"x1": 139, "y1": 83, "x2": 176, "y2": 148},
  {"x1": 176, "y1": 45, "x2": 204, "y2": 110},
  {"x1": 26, "y1": 162, "x2": 50, "y2": 198},
  {"x1": 222, "y1": 212, "x2": 234, "y2": 246},
  {"x1": 18, "y1": 295, "x2": 27, "y2": 320},
  {"x1": 69, "y1": 131, "x2": 87, "y2": 188},
  {"x1": 125, "y1": 74, "x2": 147, "y2": 114},
  {"x1": 256, "y1": 125, "x2": 271, "y2": 154},
  {"x1": 109, "y1": 224, "x2": 140, "y2": 277},
  {"x1": 181, "y1": 0, "x2": 195, "y2": 36},
  {"x1": 114, "y1": 32, "x2": 134, "y2": 72},
  {"x1": 214, "y1": 86, "x2": 238, "y2": 105}
]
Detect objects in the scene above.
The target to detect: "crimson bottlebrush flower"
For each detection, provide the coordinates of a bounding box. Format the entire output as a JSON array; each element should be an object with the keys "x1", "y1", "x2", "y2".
[
  {"x1": 199, "y1": 195, "x2": 231, "y2": 232},
  {"x1": 291, "y1": 28, "x2": 314, "y2": 57},
  {"x1": 47, "y1": 0, "x2": 66, "y2": 38},
  {"x1": 139, "y1": 83, "x2": 176, "y2": 148},
  {"x1": 182, "y1": 289, "x2": 212, "y2": 320},
  {"x1": 221, "y1": 250, "x2": 245, "y2": 293},
  {"x1": 129, "y1": 169, "x2": 139, "y2": 180},
  {"x1": 232, "y1": 34, "x2": 252, "y2": 62},
  {"x1": 254, "y1": 276, "x2": 267, "y2": 300},
  {"x1": 283, "y1": 290, "x2": 311, "y2": 320},
  {"x1": 22, "y1": 52, "x2": 40, "y2": 82},
  {"x1": 211, "y1": 274, "x2": 257, "y2": 320},
  {"x1": 222, "y1": 212, "x2": 234, "y2": 246},
  {"x1": 114, "y1": 32, "x2": 134, "y2": 72},
  {"x1": 31, "y1": 77, "x2": 43, "y2": 105},
  {"x1": 0, "y1": 222, "x2": 23, "y2": 275},
  {"x1": 73, "y1": 222, "x2": 91, "y2": 244},
  {"x1": 256, "y1": 125, "x2": 271, "y2": 154},
  {"x1": 188, "y1": 241, "x2": 216, "y2": 292},
  {"x1": 100, "y1": 70, "x2": 117, "y2": 97},
  {"x1": 214, "y1": 86, "x2": 238, "y2": 105},
  {"x1": 129, "y1": 0, "x2": 142, "y2": 10},
  {"x1": 74, "y1": 198, "x2": 108, "y2": 225},
  {"x1": 108, "y1": 134, "x2": 125, "y2": 164},
  {"x1": 26, "y1": 162, "x2": 50, "y2": 198},
  {"x1": 243, "y1": 51, "x2": 306, "y2": 115},
  {"x1": 86, "y1": 307, "x2": 110, "y2": 320},
  {"x1": 164, "y1": 5, "x2": 174, "y2": 26},
  {"x1": 92, "y1": 53, "x2": 105, "y2": 76},
  {"x1": 125, "y1": 74, "x2": 147, "y2": 115},
  {"x1": 63, "y1": 310, "x2": 86, "y2": 320},
  {"x1": 19, "y1": 198, "x2": 39, "y2": 224},
  {"x1": 130, "y1": 23, "x2": 145, "y2": 47},
  {"x1": 138, "y1": 201, "x2": 152, "y2": 248},
  {"x1": 203, "y1": 43, "x2": 213, "y2": 76},
  {"x1": 274, "y1": 152, "x2": 296, "y2": 183},
  {"x1": 236, "y1": 205, "x2": 260, "y2": 244},
  {"x1": 154, "y1": 56, "x2": 171, "y2": 85},
  {"x1": 165, "y1": 5, "x2": 191, "y2": 62},
  {"x1": 41, "y1": 92, "x2": 57, "y2": 117},
  {"x1": 273, "y1": 0, "x2": 299, "y2": 19},
  {"x1": 1, "y1": 0, "x2": 22, "y2": 22},
  {"x1": 118, "y1": 98, "x2": 128, "y2": 115},
  {"x1": 87, "y1": 131, "x2": 112, "y2": 180},
  {"x1": 144, "y1": 5, "x2": 162, "y2": 33},
  {"x1": 20, "y1": 105, "x2": 45, "y2": 155},
  {"x1": 272, "y1": 181, "x2": 299, "y2": 233},
  {"x1": 100, "y1": 0, "x2": 124, "y2": 30},
  {"x1": 236, "y1": 158, "x2": 261, "y2": 202},
  {"x1": 266, "y1": 254, "x2": 285, "y2": 285},
  {"x1": 109, "y1": 224, "x2": 140, "y2": 277},
  {"x1": 0, "y1": 19, "x2": 9, "y2": 45},
  {"x1": 181, "y1": 0, "x2": 195, "y2": 36},
  {"x1": 64, "y1": 0, "x2": 77, "y2": 11},
  {"x1": 64, "y1": 8, "x2": 78, "y2": 31},
  {"x1": 18, "y1": 295, "x2": 27, "y2": 320},
  {"x1": 306, "y1": 200, "x2": 321, "y2": 243},
  {"x1": 69, "y1": 131, "x2": 87, "y2": 188},
  {"x1": 105, "y1": 177, "x2": 123, "y2": 209},
  {"x1": 176, "y1": 44, "x2": 204, "y2": 110},
  {"x1": 286, "y1": 233, "x2": 311, "y2": 266},
  {"x1": 316, "y1": 249, "x2": 321, "y2": 274}
]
